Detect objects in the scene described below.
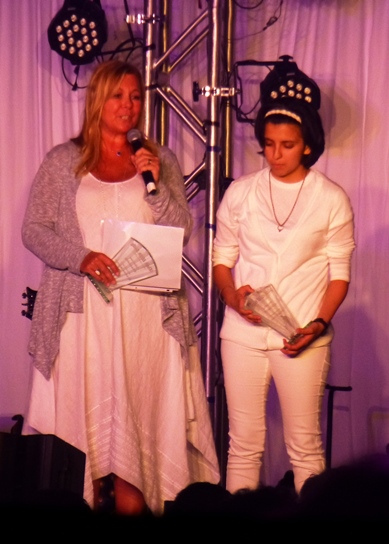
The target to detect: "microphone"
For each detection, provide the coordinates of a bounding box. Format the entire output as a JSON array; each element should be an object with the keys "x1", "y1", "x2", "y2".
[{"x1": 127, "y1": 129, "x2": 157, "y2": 195}]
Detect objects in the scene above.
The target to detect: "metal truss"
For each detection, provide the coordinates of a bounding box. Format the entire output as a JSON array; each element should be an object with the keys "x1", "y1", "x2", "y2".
[{"x1": 138, "y1": 0, "x2": 234, "y2": 457}]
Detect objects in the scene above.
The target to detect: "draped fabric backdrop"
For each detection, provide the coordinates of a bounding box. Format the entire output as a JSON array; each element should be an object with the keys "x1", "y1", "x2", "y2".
[{"x1": 1, "y1": 0, "x2": 388, "y2": 488}]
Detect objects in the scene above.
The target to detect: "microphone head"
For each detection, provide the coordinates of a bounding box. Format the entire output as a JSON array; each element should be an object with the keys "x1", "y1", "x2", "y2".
[{"x1": 127, "y1": 128, "x2": 142, "y2": 143}]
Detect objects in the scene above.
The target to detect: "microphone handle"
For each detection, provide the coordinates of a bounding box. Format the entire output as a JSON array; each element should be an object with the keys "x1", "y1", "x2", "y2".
[
  {"x1": 130, "y1": 138, "x2": 157, "y2": 195},
  {"x1": 142, "y1": 170, "x2": 157, "y2": 195}
]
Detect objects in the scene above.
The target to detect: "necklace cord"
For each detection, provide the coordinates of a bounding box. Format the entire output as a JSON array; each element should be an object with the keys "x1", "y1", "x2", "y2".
[{"x1": 268, "y1": 170, "x2": 307, "y2": 231}]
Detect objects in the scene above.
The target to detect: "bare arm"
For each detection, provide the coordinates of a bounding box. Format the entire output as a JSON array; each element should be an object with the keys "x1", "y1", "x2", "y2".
[
  {"x1": 315, "y1": 279, "x2": 349, "y2": 324},
  {"x1": 283, "y1": 279, "x2": 349, "y2": 356}
]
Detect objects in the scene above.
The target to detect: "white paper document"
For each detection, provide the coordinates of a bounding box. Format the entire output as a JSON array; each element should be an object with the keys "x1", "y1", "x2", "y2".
[{"x1": 88, "y1": 219, "x2": 184, "y2": 302}]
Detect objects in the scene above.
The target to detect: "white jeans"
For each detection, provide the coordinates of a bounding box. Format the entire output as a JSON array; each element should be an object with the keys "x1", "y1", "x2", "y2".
[{"x1": 221, "y1": 339, "x2": 330, "y2": 494}]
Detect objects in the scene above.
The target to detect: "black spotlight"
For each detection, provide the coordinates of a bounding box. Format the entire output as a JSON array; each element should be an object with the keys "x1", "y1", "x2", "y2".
[{"x1": 47, "y1": 0, "x2": 108, "y2": 65}]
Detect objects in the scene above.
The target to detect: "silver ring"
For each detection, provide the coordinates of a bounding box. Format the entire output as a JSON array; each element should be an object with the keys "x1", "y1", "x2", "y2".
[
  {"x1": 95, "y1": 270, "x2": 101, "y2": 276},
  {"x1": 148, "y1": 159, "x2": 152, "y2": 165}
]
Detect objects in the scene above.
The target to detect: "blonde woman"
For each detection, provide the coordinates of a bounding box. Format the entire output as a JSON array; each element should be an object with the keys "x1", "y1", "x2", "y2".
[{"x1": 22, "y1": 60, "x2": 219, "y2": 515}]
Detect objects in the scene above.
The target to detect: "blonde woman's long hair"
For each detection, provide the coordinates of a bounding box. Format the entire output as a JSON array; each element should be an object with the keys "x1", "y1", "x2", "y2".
[{"x1": 73, "y1": 60, "x2": 151, "y2": 177}]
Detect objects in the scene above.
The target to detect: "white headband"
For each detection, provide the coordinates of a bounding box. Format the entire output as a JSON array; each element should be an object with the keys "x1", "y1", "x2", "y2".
[{"x1": 264, "y1": 109, "x2": 302, "y2": 124}]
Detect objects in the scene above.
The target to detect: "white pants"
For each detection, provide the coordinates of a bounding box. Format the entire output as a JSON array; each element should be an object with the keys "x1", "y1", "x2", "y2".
[{"x1": 221, "y1": 339, "x2": 330, "y2": 494}]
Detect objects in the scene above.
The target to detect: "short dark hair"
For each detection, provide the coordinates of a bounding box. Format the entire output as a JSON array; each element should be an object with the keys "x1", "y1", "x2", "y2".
[{"x1": 254, "y1": 99, "x2": 325, "y2": 168}]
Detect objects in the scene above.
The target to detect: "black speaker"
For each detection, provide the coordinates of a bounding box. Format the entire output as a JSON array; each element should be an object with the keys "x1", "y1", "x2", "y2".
[{"x1": 0, "y1": 433, "x2": 86, "y2": 503}]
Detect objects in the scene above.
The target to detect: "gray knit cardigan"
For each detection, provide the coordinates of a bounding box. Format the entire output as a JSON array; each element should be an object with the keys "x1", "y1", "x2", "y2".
[{"x1": 22, "y1": 140, "x2": 198, "y2": 379}]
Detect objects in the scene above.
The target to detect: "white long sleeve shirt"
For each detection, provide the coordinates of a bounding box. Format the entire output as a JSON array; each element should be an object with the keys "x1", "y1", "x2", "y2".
[{"x1": 213, "y1": 167, "x2": 355, "y2": 350}]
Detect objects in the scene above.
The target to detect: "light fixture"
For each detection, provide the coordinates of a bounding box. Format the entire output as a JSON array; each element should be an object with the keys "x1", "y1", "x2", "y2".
[{"x1": 47, "y1": 0, "x2": 108, "y2": 65}]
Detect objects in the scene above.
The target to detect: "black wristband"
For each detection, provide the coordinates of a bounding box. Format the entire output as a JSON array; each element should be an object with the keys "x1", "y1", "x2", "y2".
[{"x1": 311, "y1": 318, "x2": 329, "y2": 334}]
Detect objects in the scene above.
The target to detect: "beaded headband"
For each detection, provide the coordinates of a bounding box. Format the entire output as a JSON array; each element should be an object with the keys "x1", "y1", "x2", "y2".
[
  {"x1": 260, "y1": 55, "x2": 321, "y2": 111},
  {"x1": 264, "y1": 109, "x2": 302, "y2": 123}
]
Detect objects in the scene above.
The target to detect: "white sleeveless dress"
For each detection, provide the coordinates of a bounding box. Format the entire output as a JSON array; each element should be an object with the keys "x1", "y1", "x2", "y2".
[{"x1": 23, "y1": 173, "x2": 220, "y2": 513}]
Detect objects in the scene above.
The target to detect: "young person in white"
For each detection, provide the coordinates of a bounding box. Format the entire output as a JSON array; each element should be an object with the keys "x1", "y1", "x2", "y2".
[{"x1": 212, "y1": 66, "x2": 355, "y2": 494}]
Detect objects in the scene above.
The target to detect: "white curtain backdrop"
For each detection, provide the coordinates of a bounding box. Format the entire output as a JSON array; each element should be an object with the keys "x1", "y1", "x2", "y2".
[{"x1": 1, "y1": 0, "x2": 389, "y2": 487}]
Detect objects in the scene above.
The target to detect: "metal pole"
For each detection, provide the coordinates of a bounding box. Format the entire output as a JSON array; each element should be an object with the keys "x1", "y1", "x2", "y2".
[
  {"x1": 214, "y1": 0, "x2": 234, "y2": 487},
  {"x1": 156, "y1": 0, "x2": 170, "y2": 145},
  {"x1": 201, "y1": 0, "x2": 222, "y2": 428},
  {"x1": 143, "y1": 0, "x2": 156, "y2": 139},
  {"x1": 222, "y1": 0, "x2": 234, "y2": 183}
]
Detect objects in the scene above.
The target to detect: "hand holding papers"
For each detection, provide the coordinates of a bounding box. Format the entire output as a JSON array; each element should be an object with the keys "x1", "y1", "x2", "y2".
[
  {"x1": 244, "y1": 284, "x2": 302, "y2": 344},
  {"x1": 88, "y1": 220, "x2": 184, "y2": 302}
]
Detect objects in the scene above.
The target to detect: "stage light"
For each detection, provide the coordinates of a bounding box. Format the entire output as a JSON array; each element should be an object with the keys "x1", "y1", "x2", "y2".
[{"x1": 47, "y1": 0, "x2": 108, "y2": 65}]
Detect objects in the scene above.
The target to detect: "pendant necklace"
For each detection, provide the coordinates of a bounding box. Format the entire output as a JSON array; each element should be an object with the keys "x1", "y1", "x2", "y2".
[{"x1": 268, "y1": 170, "x2": 307, "y2": 232}]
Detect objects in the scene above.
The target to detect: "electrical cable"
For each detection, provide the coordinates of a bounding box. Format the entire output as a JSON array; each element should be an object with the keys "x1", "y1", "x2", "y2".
[{"x1": 233, "y1": 0, "x2": 265, "y2": 9}]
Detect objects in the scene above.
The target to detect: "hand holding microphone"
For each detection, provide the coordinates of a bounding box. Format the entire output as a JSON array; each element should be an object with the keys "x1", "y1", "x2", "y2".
[{"x1": 128, "y1": 129, "x2": 158, "y2": 195}]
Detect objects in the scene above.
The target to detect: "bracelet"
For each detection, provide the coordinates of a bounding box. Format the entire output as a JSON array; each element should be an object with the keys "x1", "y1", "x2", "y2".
[
  {"x1": 219, "y1": 285, "x2": 235, "y2": 303},
  {"x1": 310, "y1": 318, "x2": 329, "y2": 334}
]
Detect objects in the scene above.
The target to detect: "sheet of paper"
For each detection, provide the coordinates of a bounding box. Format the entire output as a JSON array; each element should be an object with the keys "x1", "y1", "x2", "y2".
[{"x1": 102, "y1": 219, "x2": 184, "y2": 291}]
